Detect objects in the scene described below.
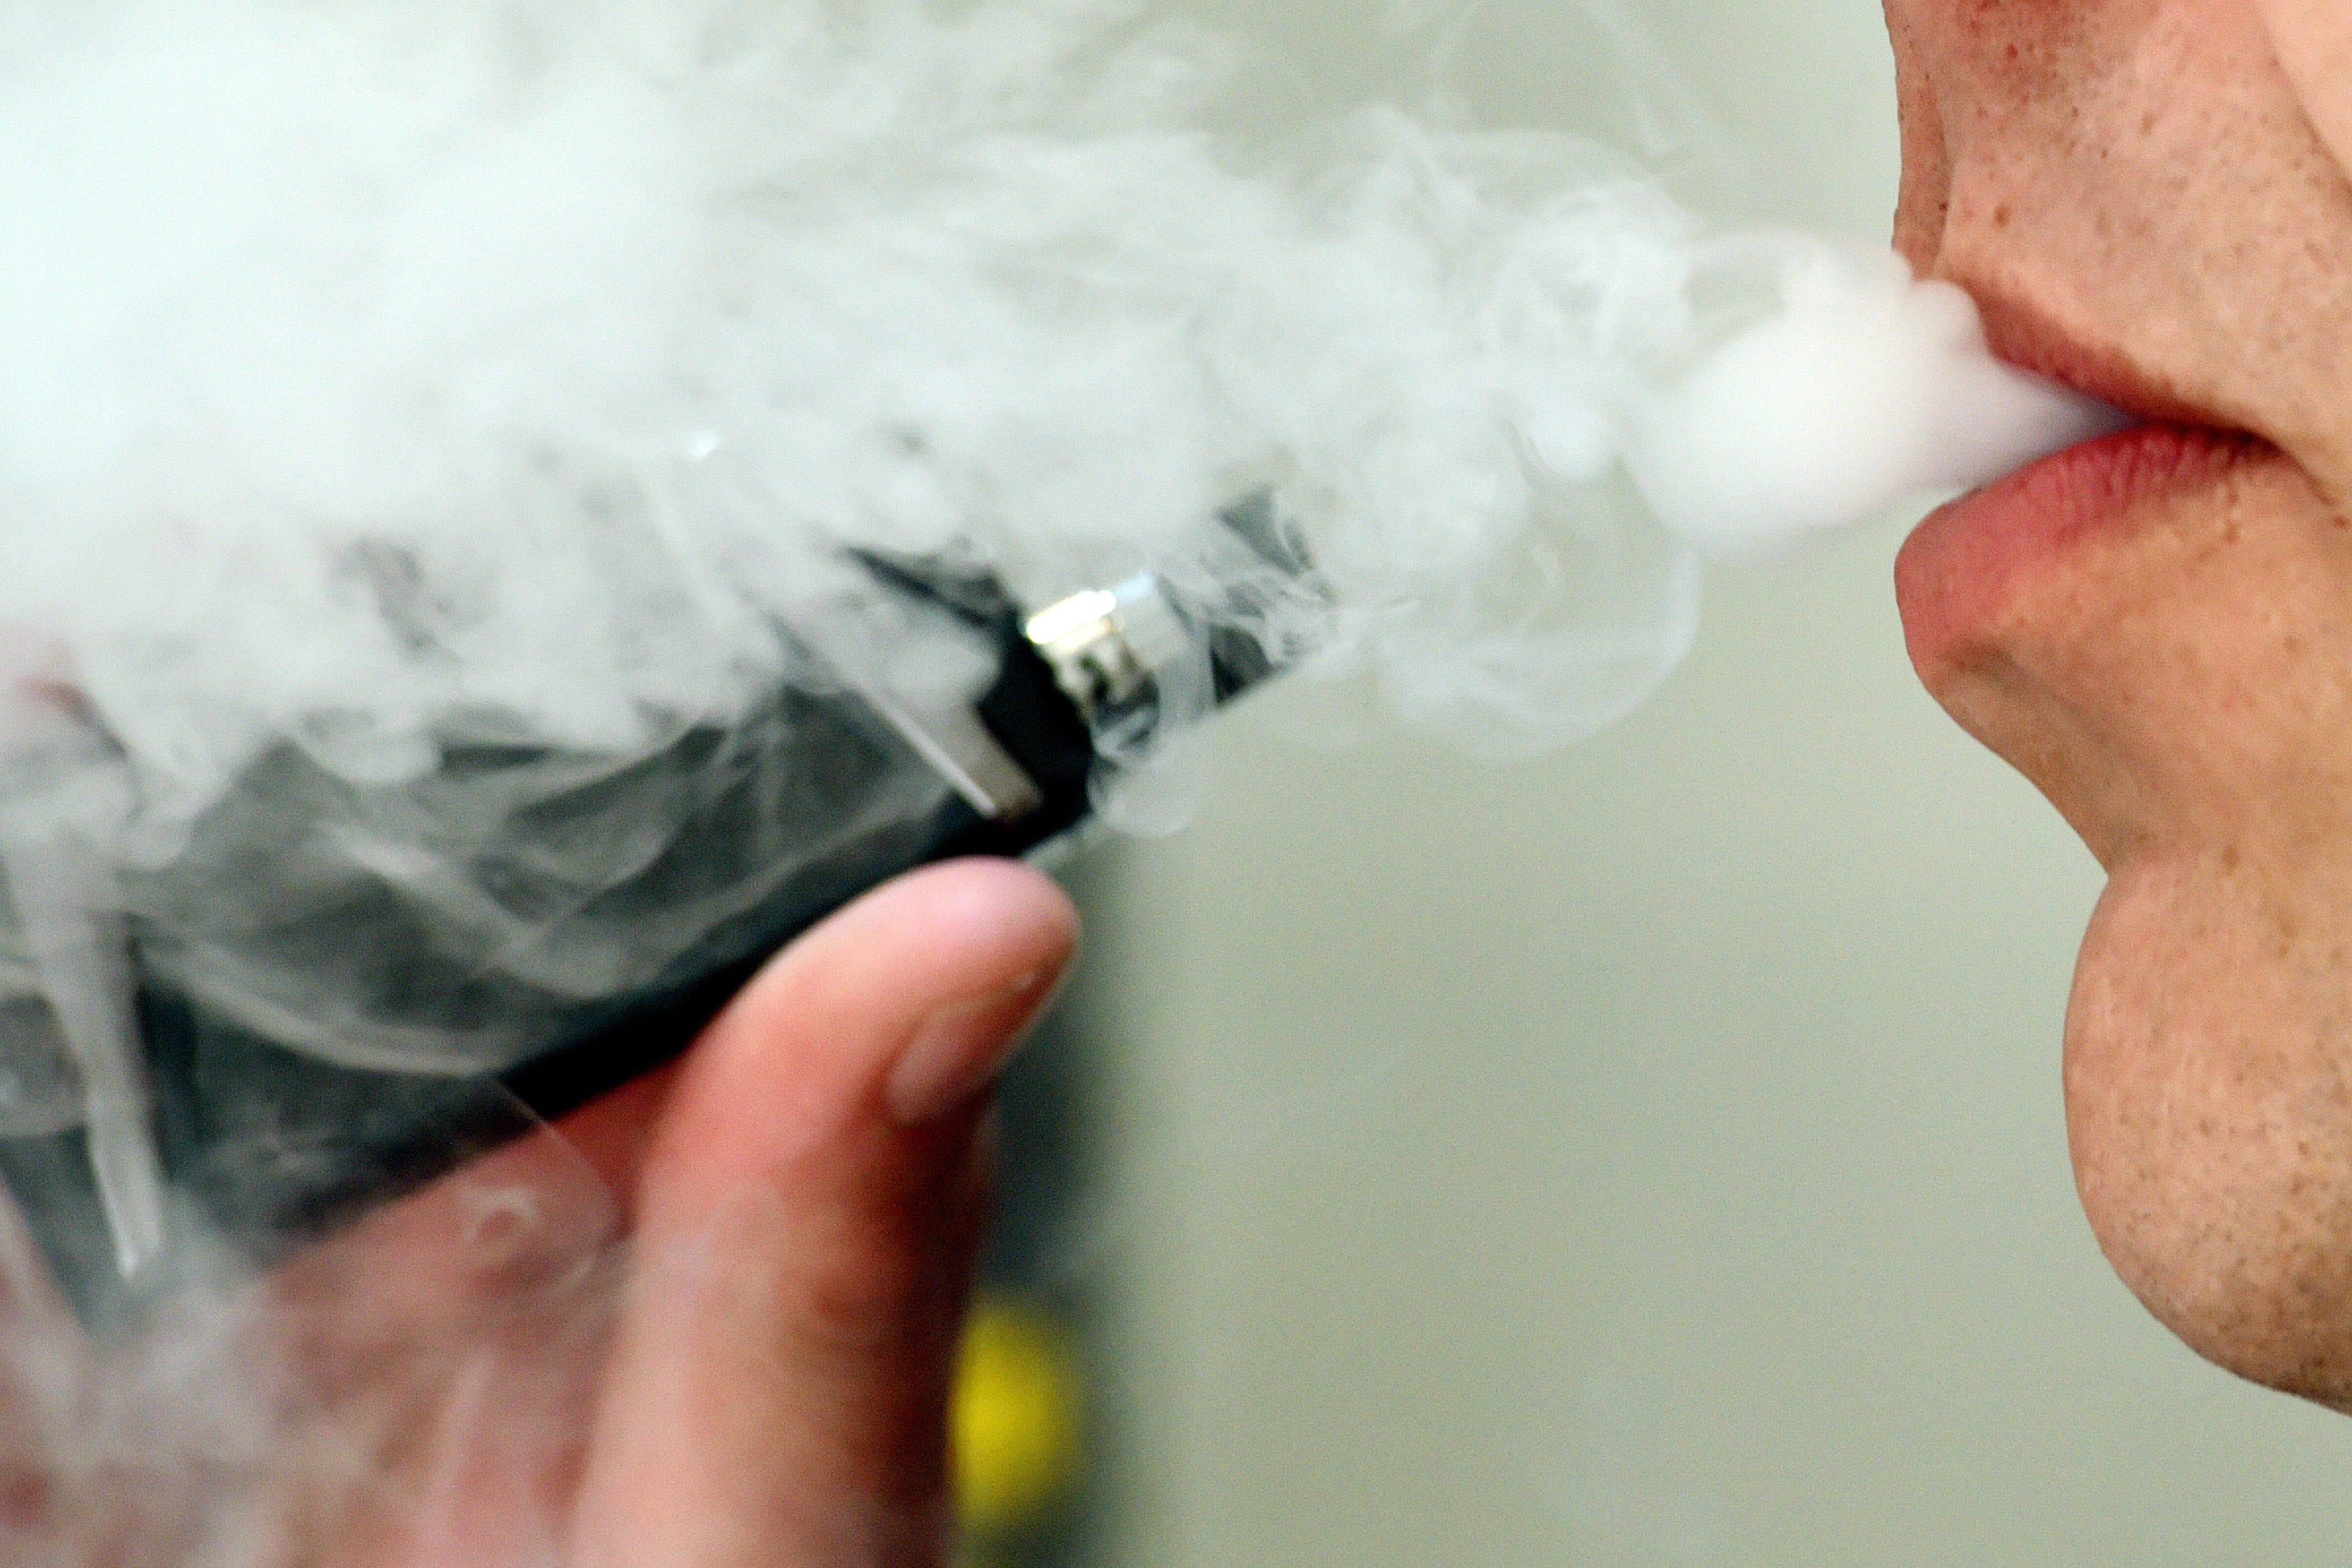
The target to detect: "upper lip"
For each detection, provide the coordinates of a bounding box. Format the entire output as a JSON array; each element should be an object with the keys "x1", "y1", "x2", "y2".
[{"x1": 1944, "y1": 273, "x2": 2221, "y2": 434}]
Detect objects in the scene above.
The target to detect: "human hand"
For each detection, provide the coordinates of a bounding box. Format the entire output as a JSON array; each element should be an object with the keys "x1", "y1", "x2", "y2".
[{"x1": 0, "y1": 857, "x2": 1079, "y2": 1567}]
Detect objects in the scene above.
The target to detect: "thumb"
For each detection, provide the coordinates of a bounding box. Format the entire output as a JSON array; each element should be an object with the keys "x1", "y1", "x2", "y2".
[{"x1": 570, "y1": 859, "x2": 1078, "y2": 1568}]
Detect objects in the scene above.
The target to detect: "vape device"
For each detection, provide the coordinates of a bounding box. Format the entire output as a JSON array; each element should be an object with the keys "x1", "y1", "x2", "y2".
[{"x1": 0, "y1": 496, "x2": 1319, "y2": 1316}]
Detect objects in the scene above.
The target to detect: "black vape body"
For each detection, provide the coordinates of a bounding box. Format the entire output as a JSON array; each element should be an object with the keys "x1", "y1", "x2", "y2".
[{"x1": 0, "y1": 502, "x2": 1313, "y2": 1319}]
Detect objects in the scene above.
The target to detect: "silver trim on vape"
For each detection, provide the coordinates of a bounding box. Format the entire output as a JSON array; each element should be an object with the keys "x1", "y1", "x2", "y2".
[
  {"x1": 860, "y1": 686, "x2": 1044, "y2": 822},
  {"x1": 1023, "y1": 574, "x2": 1190, "y2": 741}
]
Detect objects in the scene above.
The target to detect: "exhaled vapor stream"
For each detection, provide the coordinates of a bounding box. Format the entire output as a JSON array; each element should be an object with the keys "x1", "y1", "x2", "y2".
[{"x1": 0, "y1": 0, "x2": 2117, "y2": 1558}]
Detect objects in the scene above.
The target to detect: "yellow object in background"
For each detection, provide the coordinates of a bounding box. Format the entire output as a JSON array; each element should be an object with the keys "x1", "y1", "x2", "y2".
[{"x1": 953, "y1": 1296, "x2": 1085, "y2": 1536}]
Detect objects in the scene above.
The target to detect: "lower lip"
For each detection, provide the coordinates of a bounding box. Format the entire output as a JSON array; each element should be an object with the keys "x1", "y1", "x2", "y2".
[{"x1": 1895, "y1": 423, "x2": 2256, "y2": 666}]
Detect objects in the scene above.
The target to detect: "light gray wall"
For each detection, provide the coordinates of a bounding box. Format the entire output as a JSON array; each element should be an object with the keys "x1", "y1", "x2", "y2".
[{"x1": 1075, "y1": 1, "x2": 2352, "y2": 1564}]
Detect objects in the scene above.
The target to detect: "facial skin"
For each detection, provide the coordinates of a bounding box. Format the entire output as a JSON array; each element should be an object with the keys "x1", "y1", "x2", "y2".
[{"x1": 1884, "y1": 0, "x2": 2352, "y2": 1406}]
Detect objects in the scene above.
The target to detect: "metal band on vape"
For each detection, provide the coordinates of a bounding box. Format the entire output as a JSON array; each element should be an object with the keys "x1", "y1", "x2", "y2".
[
  {"x1": 862, "y1": 572, "x2": 1190, "y2": 826},
  {"x1": 1022, "y1": 575, "x2": 1190, "y2": 742}
]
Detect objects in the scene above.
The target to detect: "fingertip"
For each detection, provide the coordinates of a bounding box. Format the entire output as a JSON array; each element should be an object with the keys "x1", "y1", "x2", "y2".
[
  {"x1": 576, "y1": 866, "x2": 1070, "y2": 1565},
  {"x1": 861, "y1": 856, "x2": 1080, "y2": 980},
  {"x1": 737, "y1": 858, "x2": 1077, "y2": 1037},
  {"x1": 648, "y1": 859, "x2": 1078, "y2": 1197}
]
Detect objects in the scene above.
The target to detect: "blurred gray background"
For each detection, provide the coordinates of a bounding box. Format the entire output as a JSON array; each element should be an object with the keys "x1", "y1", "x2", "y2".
[{"x1": 1036, "y1": 1, "x2": 2352, "y2": 1562}]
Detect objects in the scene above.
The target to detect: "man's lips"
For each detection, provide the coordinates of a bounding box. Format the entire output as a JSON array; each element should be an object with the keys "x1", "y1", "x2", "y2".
[
  {"x1": 1964, "y1": 285, "x2": 2213, "y2": 432},
  {"x1": 1892, "y1": 276, "x2": 2269, "y2": 670},
  {"x1": 1894, "y1": 423, "x2": 2259, "y2": 672}
]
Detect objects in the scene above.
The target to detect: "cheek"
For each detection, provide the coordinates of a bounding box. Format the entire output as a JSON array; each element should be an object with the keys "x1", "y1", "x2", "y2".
[
  {"x1": 2258, "y1": 0, "x2": 2352, "y2": 176},
  {"x1": 2067, "y1": 852, "x2": 2352, "y2": 1409}
]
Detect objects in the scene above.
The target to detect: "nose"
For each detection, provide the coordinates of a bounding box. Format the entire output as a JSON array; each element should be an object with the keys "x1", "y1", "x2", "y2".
[{"x1": 1882, "y1": 0, "x2": 1954, "y2": 273}]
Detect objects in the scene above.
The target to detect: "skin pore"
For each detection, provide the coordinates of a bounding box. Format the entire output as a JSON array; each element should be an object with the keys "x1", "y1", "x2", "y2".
[{"x1": 1885, "y1": 0, "x2": 2352, "y2": 1406}]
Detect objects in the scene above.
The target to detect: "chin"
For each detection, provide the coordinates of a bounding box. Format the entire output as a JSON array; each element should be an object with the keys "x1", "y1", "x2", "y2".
[
  {"x1": 1902, "y1": 434, "x2": 2352, "y2": 1409},
  {"x1": 2066, "y1": 845, "x2": 2352, "y2": 1411}
]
